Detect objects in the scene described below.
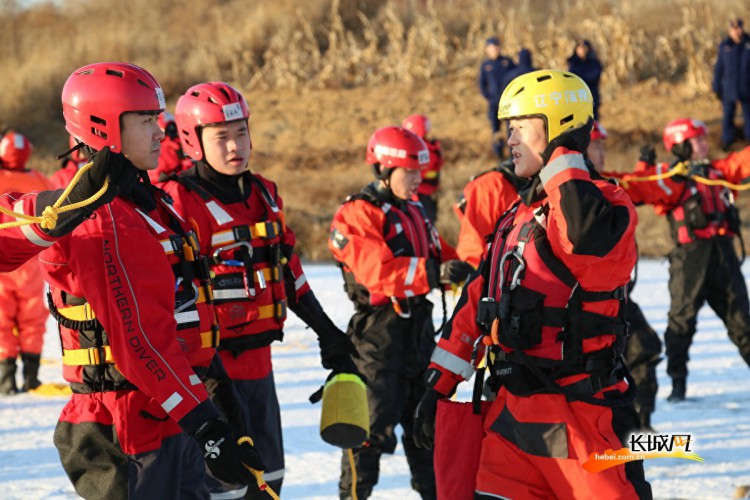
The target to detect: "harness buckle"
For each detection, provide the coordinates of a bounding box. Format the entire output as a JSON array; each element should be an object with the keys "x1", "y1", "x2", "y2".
[{"x1": 212, "y1": 240, "x2": 254, "y2": 266}]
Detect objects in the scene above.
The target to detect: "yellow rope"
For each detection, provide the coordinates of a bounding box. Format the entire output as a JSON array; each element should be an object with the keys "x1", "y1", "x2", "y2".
[
  {"x1": 618, "y1": 161, "x2": 750, "y2": 191},
  {"x1": 237, "y1": 436, "x2": 281, "y2": 500},
  {"x1": 0, "y1": 161, "x2": 109, "y2": 230},
  {"x1": 347, "y1": 448, "x2": 358, "y2": 500}
]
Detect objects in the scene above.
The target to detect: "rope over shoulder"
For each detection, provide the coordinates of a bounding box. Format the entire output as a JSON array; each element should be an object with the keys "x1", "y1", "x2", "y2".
[{"x1": 0, "y1": 161, "x2": 109, "y2": 231}]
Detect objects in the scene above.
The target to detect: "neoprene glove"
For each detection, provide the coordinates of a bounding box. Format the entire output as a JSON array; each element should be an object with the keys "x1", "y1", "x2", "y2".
[
  {"x1": 318, "y1": 325, "x2": 360, "y2": 371},
  {"x1": 193, "y1": 418, "x2": 266, "y2": 485},
  {"x1": 413, "y1": 388, "x2": 441, "y2": 450},
  {"x1": 68, "y1": 147, "x2": 139, "y2": 211},
  {"x1": 639, "y1": 144, "x2": 656, "y2": 165},
  {"x1": 540, "y1": 117, "x2": 594, "y2": 166},
  {"x1": 426, "y1": 258, "x2": 441, "y2": 289},
  {"x1": 39, "y1": 148, "x2": 139, "y2": 237},
  {"x1": 439, "y1": 260, "x2": 474, "y2": 285}
]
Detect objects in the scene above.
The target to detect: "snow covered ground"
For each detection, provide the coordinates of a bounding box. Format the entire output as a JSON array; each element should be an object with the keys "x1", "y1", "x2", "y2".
[{"x1": 0, "y1": 259, "x2": 748, "y2": 499}]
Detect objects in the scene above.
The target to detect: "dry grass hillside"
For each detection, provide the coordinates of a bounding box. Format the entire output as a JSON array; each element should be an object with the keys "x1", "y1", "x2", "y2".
[{"x1": 1, "y1": 0, "x2": 749, "y2": 259}]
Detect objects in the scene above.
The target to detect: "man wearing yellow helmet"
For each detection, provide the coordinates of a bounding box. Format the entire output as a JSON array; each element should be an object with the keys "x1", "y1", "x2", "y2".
[{"x1": 414, "y1": 70, "x2": 651, "y2": 497}]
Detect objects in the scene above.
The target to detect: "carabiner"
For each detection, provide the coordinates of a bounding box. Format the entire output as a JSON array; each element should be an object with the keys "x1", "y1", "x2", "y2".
[{"x1": 212, "y1": 240, "x2": 254, "y2": 266}]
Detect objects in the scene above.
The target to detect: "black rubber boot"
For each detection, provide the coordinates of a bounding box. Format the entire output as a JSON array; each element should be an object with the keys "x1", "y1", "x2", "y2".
[
  {"x1": 0, "y1": 358, "x2": 18, "y2": 395},
  {"x1": 667, "y1": 378, "x2": 686, "y2": 402},
  {"x1": 20, "y1": 353, "x2": 41, "y2": 392}
]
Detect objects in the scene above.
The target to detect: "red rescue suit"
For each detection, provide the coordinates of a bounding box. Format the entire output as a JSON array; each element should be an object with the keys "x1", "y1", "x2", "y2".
[
  {"x1": 455, "y1": 161, "x2": 525, "y2": 267},
  {"x1": 0, "y1": 169, "x2": 53, "y2": 358},
  {"x1": 149, "y1": 136, "x2": 193, "y2": 185},
  {"x1": 615, "y1": 147, "x2": 750, "y2": 245},
  {"x1": 41, "y1": 183, "x2": 220, "y2": 455},
  {"x1": 417, "y1": 139, "x2": 444, "y2": 197},
  {"x1": 164, "y1": 169, "x2": 309, "y2": 381},
  {"x1": 427, "y1": 150, "x2": 650, "y2": 498}
]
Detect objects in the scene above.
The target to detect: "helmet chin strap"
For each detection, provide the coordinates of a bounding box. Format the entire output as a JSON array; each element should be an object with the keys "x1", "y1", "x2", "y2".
[{"x1": 56, "y1": 141, "x2": 91, "y2": 161}]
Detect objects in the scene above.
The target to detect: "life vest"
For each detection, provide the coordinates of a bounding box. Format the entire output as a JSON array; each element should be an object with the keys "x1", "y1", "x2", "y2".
[
  {"x1": 173, "y1": 173, "x2": 289, "y2": 353},
  {"x1": 476, "y1": 201, "x2": 629, "y2": 399},
  {"x1": 336, "y1": 188, "x2": 441, "y2": 314},
  {"x1": 48, "y1": 195, "x2": 218, "y2": 394},
  {"x1": 417, "y1": 139, "x2": 444, "y2": 197},
  {"x1": 667, "y1": 167, "x2": 740, "y2": 245}
]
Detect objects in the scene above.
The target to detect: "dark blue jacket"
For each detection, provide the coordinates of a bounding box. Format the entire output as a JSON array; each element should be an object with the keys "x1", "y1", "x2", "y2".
[
  {"x1": 478, "y1": 56, "x2": 516, "y2": 104},
  {"x1": 567, "y1": 53, "x2": 602, "y2": 105},
  {"x1": 713, "y1": 34, "x2": 750, "y2": 102},
  {"x1": 501, "y1": 49, "x2": 536, "y2": 90}
]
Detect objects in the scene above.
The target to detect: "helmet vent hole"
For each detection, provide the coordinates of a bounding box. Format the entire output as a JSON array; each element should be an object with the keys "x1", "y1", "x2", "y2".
[
  {"x1": 91, "y1": 127, "x2": 107, "y2": 140},
  {"x1": 105, "y1": 69, "x2": 124, "y2": 78},
  {"x1": 90, "y1": 115, "x2": 106, "y2": 126},
  {"x1": 218, "y1": 88, "x2": 231, "y2": 101},
  {"x1": 560, "y1": 115, "x2": 574, "y2": 126},
  {"x1": 208, "y1": 97, "x2": 220, "y2": 105},
  {"x1": 513, "y1": 86, "x2": 525, "y2": 97},
  {"x1": 136, "y1": 79, "x2": 150, "y2": 89},
  {"x1": 537, "y1": 75, "x2": 551, "y2": 82},
  {"x1": 78, "y1": 70, "x2": 94, "y2": 75}
]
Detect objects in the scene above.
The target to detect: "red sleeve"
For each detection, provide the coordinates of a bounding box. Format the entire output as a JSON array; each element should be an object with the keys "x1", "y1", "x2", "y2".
[
  {"x1": 540, "y1": 149, "x2": 637, "y2": 289},
  {"x1": 456, "y1": 172, "x2": 519, "y2": 267},
  {"x1": 0, "y1": 192, "x2": 58, "y2": 272},
  {"x1": 617, "y1": 161, "x2": 685, "y2": 208},
  {"x1": 426, "y1": 270, "x2": 486, "y2": 395},
  {"x1": 712, "y1": 146, "x2": 750, "y2": 184},
  {"x1": 42, "y1": 201, "x2": 214, "y2": 424},
  {"x1": 328, "y1": 200, "x2": 433, "y2": 298}
]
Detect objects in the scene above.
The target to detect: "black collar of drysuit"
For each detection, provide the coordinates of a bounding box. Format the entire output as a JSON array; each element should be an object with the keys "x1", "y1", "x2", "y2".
[
  {"x1": 362, "y1": 182, "x2": 409, "y2": 211},
  {"x1": 196, "y1": 161, "x2": 252, "y2": 204},
  {"x1": 119, "y1": 171, "x2": 157, "y2": 212}
]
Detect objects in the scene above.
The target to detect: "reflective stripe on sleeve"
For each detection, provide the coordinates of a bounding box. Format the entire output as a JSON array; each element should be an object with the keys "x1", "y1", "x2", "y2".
[
  {"x1": 189, "y1": 374, "x2": 202, "y2": 386},
  {"x1": 430, "y1": 346, "x2": 475, "y2": 380},
  {"x1": 656, "y1": 163, "x2": 673, "y2": 196},
  {"x1": 14, "y1": 199, "x2": 54, "y2": 247},
  {"x1": 404, "y1": 257, "x2": 418, "y2": 286},
  {"x1": 294, "y1": 274, "x2": 307, "y2": 291},
  {"x1": 161, "y1": 392, "x2": 183, "y2": 413},
  {"x1": 539, "y1": 152, "x2": 588, "y2": 187}
]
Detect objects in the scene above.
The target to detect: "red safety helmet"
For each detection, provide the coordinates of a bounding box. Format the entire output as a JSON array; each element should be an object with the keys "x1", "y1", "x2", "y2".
[
  {"x1": 590, "y1": 121, "x2": 608, "y2": 141},
  {"x1": 401, "y1": 114, "x2": 431, "y2": 139},
  {"x1": 366, "y1": 126, "x2": 430, "y2": 176},
  {"x1": 0, "y1": 131, "x2": 32, "y2": 170},
  {"x1": 62, "y1": 62, "x2": 165, "y2": 153},
  {"x1": 662, "y1": 118, "x2": 707, "y2": 152},
  {"x1": 175, "y1": 82, "x2": 250, "y2": 161}
]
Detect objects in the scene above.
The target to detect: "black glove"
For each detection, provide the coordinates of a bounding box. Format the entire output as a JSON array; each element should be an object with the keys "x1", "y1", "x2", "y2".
[
  {"x1": 540, "y1": 117, "x2": 594, "y2": 166},
  {"x1": 413, "y1": 389, "x2": 441, "y2": 450},
  {"x1": 193, "y1": 419, "x2": 266, "y2": 485},
  {"x1": 318, "y1": 325, "x2": 360, "y2": 371},
  {"x1": 639, "y1": 144, "x2": 656, "y2": 165},
  {"x1": 68, "y1": 147, "x2": 139, "y2": 210},
  {"x1": 38, "y1": 148, "x2": 139, "y2": 237},
  {"x1": 426, "y1": 258, "x2": 441, "y2": 289},
  {"x1": 439, "y1": 260, "x2": 474, "y2": 285}
]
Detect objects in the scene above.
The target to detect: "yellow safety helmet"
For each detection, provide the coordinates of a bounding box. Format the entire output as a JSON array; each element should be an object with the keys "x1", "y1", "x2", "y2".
[{"x1": 497, "y1": 69, "x2": 594, "y2": 142}]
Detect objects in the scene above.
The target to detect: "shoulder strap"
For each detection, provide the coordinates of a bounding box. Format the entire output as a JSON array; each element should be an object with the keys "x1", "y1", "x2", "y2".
[{"x1": 172, "y1": 168, "x2": 213, "y2": 201}]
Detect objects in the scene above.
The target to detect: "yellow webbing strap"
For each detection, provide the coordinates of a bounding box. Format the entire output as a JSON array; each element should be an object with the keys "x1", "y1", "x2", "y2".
[
  {"x1": 59, "y1": 287, "x2": 210, "y2": 322},
  {"x1": 237, "y1": 436, "x2": 281, "y2": 500},
  {"x1": 200, "y1": 330, "x2": 220, "y2": 349},
  {"x1": 214, "y1": 221, "x2": 282, "y2": 245},
  {"x1": 347, "y1": 448, "x2": 358, "y2": 500},
  {"x1": 0, "y1": 161, "x2": 109, "y2": 230},
  {"x1": 257, "y1": 301, "x2": 287, "y2": 321},
  {"x1": 62, "y1": 346, "x2": 114, "y2": 366}
]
